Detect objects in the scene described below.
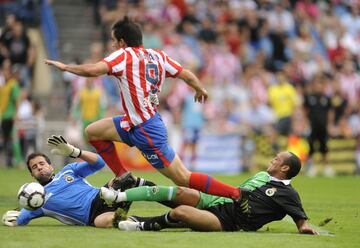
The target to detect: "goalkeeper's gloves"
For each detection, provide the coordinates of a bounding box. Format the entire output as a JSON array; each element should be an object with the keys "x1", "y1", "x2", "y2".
[
  {"x1": 47, "y1": 135, "x2": 82, "y2": 158},
  {"x1": 2, "y1": 210, "x2": 20, "y2": 227}
]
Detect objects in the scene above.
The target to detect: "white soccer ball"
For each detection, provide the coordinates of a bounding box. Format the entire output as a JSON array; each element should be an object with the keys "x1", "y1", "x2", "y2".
[{"x1": 17, "y1": 182, "x2": 45, "y2": 210}]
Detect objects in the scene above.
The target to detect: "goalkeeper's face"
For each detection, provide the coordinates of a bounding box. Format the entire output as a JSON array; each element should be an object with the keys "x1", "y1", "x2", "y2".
[{"x1": 29, "y1": 156, "x2": 54, "y2": 184}]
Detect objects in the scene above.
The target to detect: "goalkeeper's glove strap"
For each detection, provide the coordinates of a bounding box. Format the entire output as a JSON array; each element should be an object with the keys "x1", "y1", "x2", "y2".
[{"x1": 70, "y1": 149, "x2": 82, "y2": 158}]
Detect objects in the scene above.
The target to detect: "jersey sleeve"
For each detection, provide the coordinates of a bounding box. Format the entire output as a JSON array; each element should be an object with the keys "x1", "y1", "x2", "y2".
[
  {"x1": 276, "y1": 188, "x2": 308, "y2": 222},
  {"x1": 102, "y1": 49, "x2": 126, "y2": 76},
  {"x1": 67, "y1": 154, "x2": 105, "y2": 178},
  {"x1": 162, "y1": 51, "x2": 183, "y2": 78},
  {"x1": 17, "y1": 208, "x2": 44, "y2": 226}
]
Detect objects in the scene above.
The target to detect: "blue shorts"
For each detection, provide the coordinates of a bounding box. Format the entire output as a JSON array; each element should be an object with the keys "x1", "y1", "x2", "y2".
[{"x1": 113, "y1": 113, "x2": 175, "y2": 169}]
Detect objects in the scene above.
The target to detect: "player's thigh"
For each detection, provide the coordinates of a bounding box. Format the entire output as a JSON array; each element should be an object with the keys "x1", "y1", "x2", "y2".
[
  {"x1": 85, "y1": 118, "x2": 122, "y2": 142},
  {"x1": 158, "y1": 154, "x2": 191, "y2": 187},
  {"x1": 174, "y1": 187, "x2": 201, "y2": 207},
  {"x1": 94, "y1": 211, "x2": 115, "y2": 228},
  {"x1": 170, "y1": 205, "x2": 222, "y2": 231}
]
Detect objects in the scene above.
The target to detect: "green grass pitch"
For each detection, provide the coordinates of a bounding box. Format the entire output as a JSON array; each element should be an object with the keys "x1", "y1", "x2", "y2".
[{"x1": 0, "y1": 167, "x2": 359, "y2": 248}]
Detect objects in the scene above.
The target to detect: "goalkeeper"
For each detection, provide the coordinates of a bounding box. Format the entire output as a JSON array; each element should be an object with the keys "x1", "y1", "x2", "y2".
[
  {"x1": 101, "y1": 151, "x2": 318, "y2": 234},
  {"x1": 2, "y1": 135, "x2": 171, "y2": 228}
]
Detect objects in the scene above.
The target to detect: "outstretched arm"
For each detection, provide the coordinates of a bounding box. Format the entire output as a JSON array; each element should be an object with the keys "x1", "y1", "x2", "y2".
[
  {"x1": 296, "y1": 219, "x2": 319, "y2": 235},
  {"x1": 177, "y1": 69, "x2": 208, "y2": 103},
  {"x1": 45, "y1": 60, "x2": 108, "y2": 77},
  {"x1": 47, "y1": 135, "x2": 105, "y2": 176},
  {"x1": 78, "y1": 150, "x2": 100, "y2": 165},
  {"x1": 3, "y1": 208, "x2": 44, "y2": 227}
]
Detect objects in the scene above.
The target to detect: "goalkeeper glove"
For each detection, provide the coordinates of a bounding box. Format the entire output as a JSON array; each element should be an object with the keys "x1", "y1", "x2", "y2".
[
  {"x1": 47, "y1": 135, "x2": 82, "y2": 158},
  {"x1": 2, "y1": 210, "x2": 20, "y2": 227}
]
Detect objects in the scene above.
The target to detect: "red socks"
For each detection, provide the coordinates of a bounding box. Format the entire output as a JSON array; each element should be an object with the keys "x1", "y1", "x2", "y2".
[
  {"x1": 189, "y1": 172, "x2": 240, "y2": 199},
  {"x1": 89, "y1": 140, "x2": 127, "y2": 176}
]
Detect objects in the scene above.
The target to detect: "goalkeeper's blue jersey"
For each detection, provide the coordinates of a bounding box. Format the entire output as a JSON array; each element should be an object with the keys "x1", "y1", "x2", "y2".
[{"x1": 17, "y1": 155, "x2": 105, "y2": 226}]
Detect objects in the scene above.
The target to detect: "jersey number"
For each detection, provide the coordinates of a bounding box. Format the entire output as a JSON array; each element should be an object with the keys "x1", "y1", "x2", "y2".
[{"x1": 145, "y1": 63, "x2": 159, "y2": 86}]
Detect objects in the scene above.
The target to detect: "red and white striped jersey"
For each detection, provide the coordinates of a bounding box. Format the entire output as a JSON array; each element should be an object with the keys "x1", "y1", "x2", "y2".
[{"x1": 102, "y1": 46, "x2": 183, "y2": 130}]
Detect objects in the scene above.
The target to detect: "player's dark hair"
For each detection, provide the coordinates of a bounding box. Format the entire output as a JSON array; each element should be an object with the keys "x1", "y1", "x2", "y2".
[
  {"x1": 283, "y1": 152, "x2": 301, "y2": 179},
  {"x1": 112, "y1": 16, "x2": 143, "y2": 47},
  {"x1": 26, "y1": 153, "x2": 52, "y2": 173}
]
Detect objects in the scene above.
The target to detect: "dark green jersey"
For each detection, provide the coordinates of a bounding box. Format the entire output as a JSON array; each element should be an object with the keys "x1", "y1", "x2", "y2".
[
  {"x1": 240, "y1": 171, "x2": 308, "y2": 231},
  {"x1": 201, "y1": 171, "x2": 308, "y2": 231}
]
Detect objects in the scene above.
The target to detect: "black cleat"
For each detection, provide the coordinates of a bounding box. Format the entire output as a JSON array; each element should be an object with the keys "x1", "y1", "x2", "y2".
[
  {"x1": 104, "y1": 172, "x2": 137, "y2": 212},
  {"x1": 128, "y1": 215, "x2": 154, "y2": 222},
  {"x1": 110, "y1": 172, "x2": 137, "y2": 191}
]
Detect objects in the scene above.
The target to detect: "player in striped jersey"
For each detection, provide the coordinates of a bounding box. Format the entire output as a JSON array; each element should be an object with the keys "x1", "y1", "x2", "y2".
[{"x1": 45, "y1": 16, "x2": 244, "y2": 201}]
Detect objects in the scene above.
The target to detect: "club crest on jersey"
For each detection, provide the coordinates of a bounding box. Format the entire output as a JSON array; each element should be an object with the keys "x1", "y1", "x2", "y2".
[
  {"x1": 64, "y1": 175, "x2": 74, "y2": 183},
  {"x1": 265, "y1": 187, "x2": 277, "y2": 197}
]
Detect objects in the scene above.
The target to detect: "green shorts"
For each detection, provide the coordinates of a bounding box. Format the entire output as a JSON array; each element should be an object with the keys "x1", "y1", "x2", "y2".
[{"x1": 196, "y1": 192, "x2": 233, "y2": 209}]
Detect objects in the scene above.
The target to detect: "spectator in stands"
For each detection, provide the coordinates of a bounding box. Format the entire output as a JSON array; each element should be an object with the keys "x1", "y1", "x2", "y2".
[
  {"x1": 1, "y1": 19, "x2": 34, "y2": 91},
  {"x1": 72, "y1": 77, "x2": 105, "y2": 142},
  {"x1": 16, "y1": 90, "x2": 38, "y2": 160},
  {"x1": 198, "y1": 17, "x2": 217, "y2": 44},
  {"x1": 268, "y1": 69, "x2": 299, "y2": 136},
  {"x1": 337, "y1": 60, "x2": 360, "y2": 112},
  {"x1": 0, "y1": 59, "x2": 21, "y2": 167},
  {"x1": 142, "y1": 21, "x2": 163, "y2": 49},
  {"x1": 303, "y1": 74, "x2": 335, "y2": 177},
  {"x1": 180, "y1": 94, "x2": 205, "y2": 169},
  {"x1": 328, "y1": 76, "x2": 350, "y2": 138},
  {"x1": 1, "y1": 0, "x2": 356, "y2": 175}
]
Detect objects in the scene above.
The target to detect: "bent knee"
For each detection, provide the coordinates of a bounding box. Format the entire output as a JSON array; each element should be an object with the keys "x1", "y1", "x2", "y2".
[
  {"x1": 171, "y1": 205, "x2": 192, "y2": 221},
  {"x1": 175, "y1": 187, "x2": 185, "y2": 196},
  {"x1": 94, "y1": 212, "x2": 114, "y2": 228},
  {"x1": 84, "y1": 124, "x2": 96, "y2": 141}
]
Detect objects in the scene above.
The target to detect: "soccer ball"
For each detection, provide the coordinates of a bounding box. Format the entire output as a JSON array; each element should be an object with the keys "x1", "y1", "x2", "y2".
[{"x1": 17, "y1": 182, "x2": 45, "y2": 210}]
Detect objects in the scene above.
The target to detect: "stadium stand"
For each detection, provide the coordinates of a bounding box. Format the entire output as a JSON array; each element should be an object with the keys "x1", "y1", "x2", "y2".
[{"x1": 1, "y1": 0, "x2": 359, "y2": 175}]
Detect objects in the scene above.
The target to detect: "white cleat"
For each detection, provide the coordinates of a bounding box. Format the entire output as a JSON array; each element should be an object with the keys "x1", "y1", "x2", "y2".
[
  {"x1": 118, "y1": 220, "x2": 143, "y2": 231},
  {"x1": 100, "y1": 187, "x2": 118, "y2": 205}
]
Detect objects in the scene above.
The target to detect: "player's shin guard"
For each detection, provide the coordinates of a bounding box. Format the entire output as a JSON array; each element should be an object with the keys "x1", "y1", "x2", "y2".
[
  {"x1": 126, "y1": 186, "x2": 177, "y2": 202},
  {"x1": 89, "y1": 140, "x2": 127, "y2": 176},
  {"x1": 189, "y1": 172, "x2": 240, "y2": 199},
  {"x1": 141, "y1": 180, "x2": 178, "y2": 208}
]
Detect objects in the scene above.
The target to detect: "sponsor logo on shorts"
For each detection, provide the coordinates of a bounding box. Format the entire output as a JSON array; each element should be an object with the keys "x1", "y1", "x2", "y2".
[
  {"x1": 265, "y1": 187, "x2": 277, "y2": 197},
  {"x1": 143, "y1": 153, "x2": 159, "y2": 160}
]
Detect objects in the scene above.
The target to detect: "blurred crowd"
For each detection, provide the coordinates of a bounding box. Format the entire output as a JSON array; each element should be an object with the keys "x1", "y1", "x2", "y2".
[
  {"x1": 1, "y1": 0, "x2": 360, "y2": 175},
  {"x1": 0, "y1": 6, "x2": 42, "y2": 168}
]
